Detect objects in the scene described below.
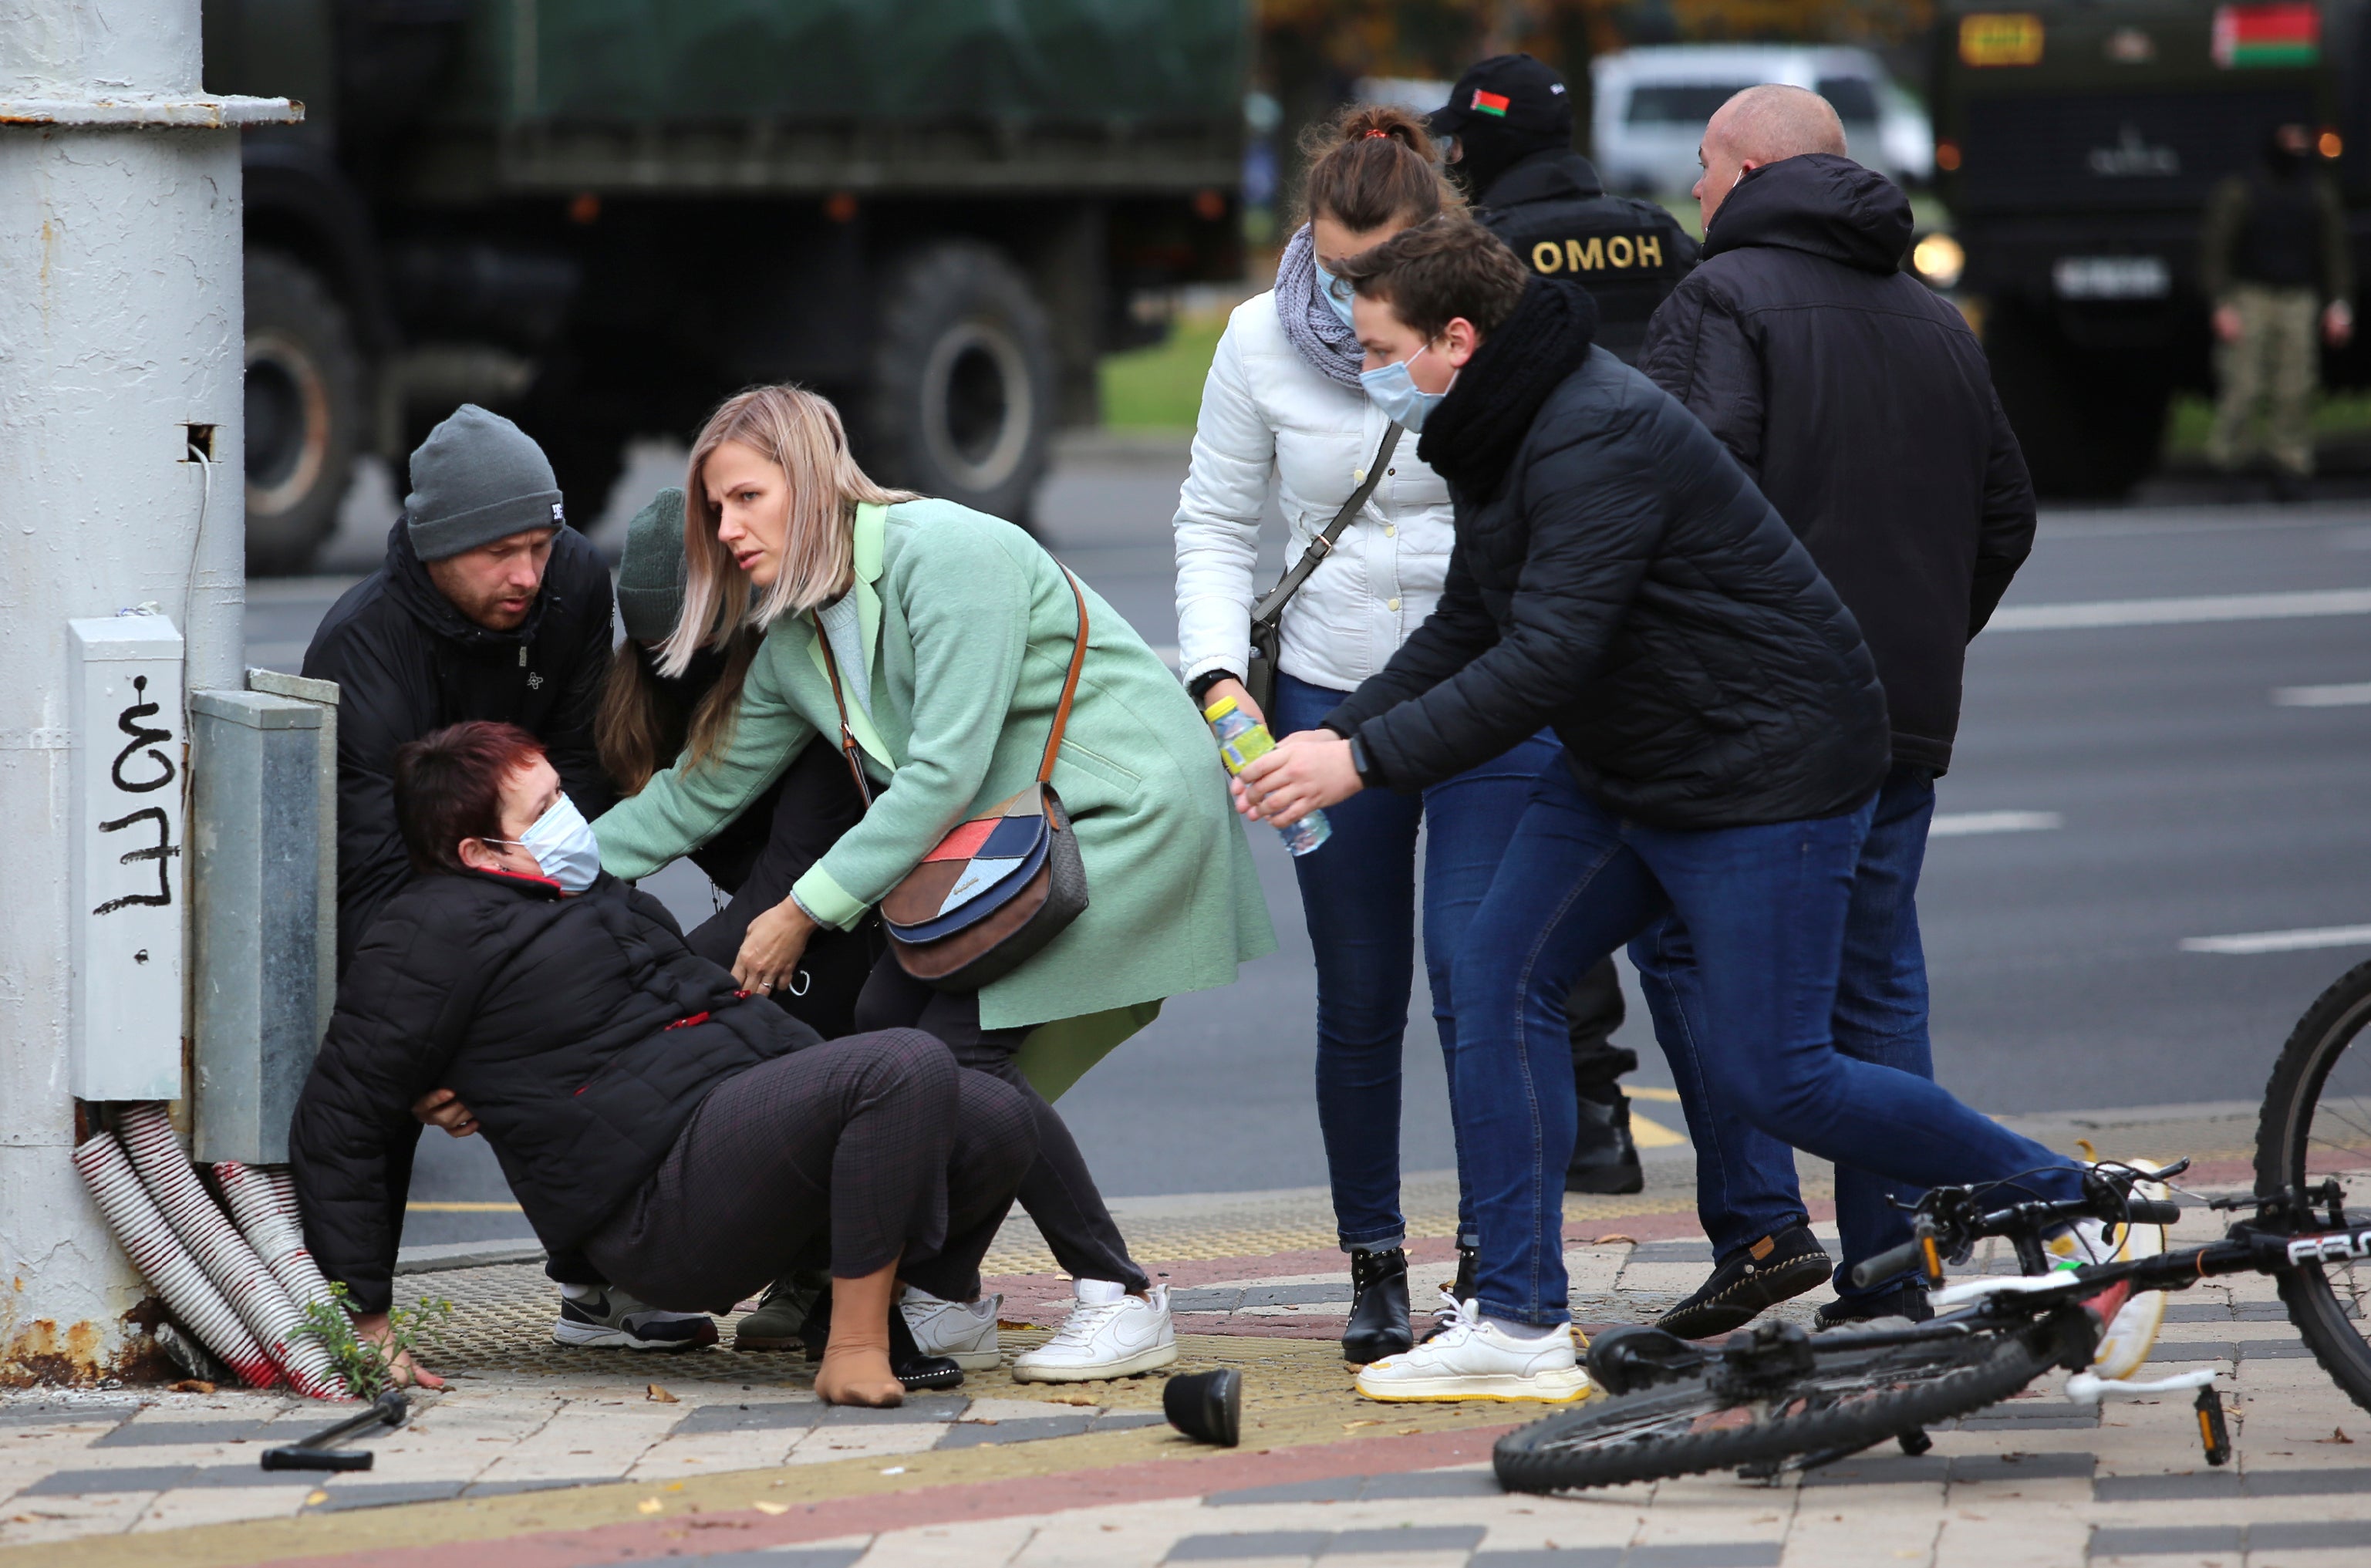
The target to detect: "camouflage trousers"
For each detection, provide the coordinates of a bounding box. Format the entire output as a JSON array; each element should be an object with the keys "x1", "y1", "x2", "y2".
[{"x1": 2209, "y1": 282, "x2": 2319, "y2": 477}]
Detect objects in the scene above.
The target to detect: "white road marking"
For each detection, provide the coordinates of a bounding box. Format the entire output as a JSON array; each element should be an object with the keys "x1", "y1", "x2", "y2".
[
  {"x1": 1929, "y1": 811, "x2": 2063, "y2": 837},
  {"x1": 1991, "y1": 587, "x2": 2371, "y2": 631},
  {"x1": 2180, "y1": 925, "x2": 2371, "y2": 956},
  {"x1": 2273, "y1": 682, "x2": 2371, "y2": 706}
]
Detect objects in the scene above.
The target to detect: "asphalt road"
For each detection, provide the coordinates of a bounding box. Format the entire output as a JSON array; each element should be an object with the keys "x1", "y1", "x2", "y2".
[{"x1": 249, "y1": 454, "x2": 2371, "y2": 1239}]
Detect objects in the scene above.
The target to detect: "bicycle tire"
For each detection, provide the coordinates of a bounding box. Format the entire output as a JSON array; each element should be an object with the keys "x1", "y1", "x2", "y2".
[
  {"x1": 1494, "y1": 1324, "x2": 2065, "y2": 1493},
  {"x1": 2254, "y1": 956, "x2": 2371, "y2": 1416}
]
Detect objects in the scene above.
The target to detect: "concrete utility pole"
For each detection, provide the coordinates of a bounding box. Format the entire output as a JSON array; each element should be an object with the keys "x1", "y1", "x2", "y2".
[{"x1": 0, "y1": 2, "x2": 293, "y2": 1381}]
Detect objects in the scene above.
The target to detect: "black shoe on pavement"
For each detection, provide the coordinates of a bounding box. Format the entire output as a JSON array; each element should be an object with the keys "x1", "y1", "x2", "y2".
[
  {"x1": 887, "y1": 1294, "x2": 964, "y2": 1391},
  {"x1": 1654, "y1": 1224, "x2": 1833, "y2": 1340},
  {"x1": 1813, "y1": 1280, "x2": 1934, "y2": 1330},
  {"x1": 1566, "y1": 1091, "x2": 1644, "y2": 1195},
  {"x1": 1419, "y1": 1243, "x2": 1481, "y2": 1344},
  {"x1": 1341, "y1": 1247, "x2": 1412, "y2": 1365}
]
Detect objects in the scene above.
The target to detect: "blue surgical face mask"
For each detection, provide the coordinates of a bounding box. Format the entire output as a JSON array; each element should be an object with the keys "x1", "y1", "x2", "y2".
[
  {"x1": 1358, "y1": 342, "x2": 1455, "y2": 433},
  {"x1": 506, "y1": 794, "x2": 602, "y2": 895},
  {"x1": 1314, "y1": 260, "x2": 1359, "y2": 331}
]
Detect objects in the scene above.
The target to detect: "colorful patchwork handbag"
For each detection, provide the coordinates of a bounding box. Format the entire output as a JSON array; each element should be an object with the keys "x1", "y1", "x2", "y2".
[{"x1": 815, "y1": 566, "x2": 1091, "y2": 991}]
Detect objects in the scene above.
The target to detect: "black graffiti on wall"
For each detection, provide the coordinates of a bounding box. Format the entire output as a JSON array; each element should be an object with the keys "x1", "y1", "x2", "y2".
[{"x1": 93, "y1": 676, "x2": 179, "y2": 916}]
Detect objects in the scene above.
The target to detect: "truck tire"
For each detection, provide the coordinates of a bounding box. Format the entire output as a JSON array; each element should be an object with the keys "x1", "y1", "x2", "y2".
[
  {"x1": 1985, "y1": 304, "x2": 2167, "y2": 500},
  {"x1": 245, "y1": 250, "x2": 366, "y2": 575},
  {"x1": 866, "y1": 241, "x2": 1054, "y2": 526}
]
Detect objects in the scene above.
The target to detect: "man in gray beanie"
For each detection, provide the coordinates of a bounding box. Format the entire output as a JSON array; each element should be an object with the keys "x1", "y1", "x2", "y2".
[{"x1": 306, "y1": 404, "x2": 619, "y2": 967}]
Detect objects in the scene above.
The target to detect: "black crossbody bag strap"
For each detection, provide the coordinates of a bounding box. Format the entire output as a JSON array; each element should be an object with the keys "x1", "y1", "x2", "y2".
[{"x1": 1249, "y1": 423, "x2": 1403, "y2": 633}]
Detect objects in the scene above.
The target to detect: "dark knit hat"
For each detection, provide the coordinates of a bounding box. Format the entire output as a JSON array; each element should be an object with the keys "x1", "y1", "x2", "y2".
[
  {"x1": 616, "y1": 487, "x2": 688, "y2": 644},
  {"x1": 403, "y1": 404, "x2": 566, "y2": 561}
]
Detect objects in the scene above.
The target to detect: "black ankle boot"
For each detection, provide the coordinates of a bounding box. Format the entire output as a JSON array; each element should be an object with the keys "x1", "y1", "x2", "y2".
[
  {"x1": 1420, "y1": 1243, "x2": 1480, "y2": 1343},
  {"x1": 1566, "y1": 1091, "x2": 1644, "y2": 1195},
  {"x1": 1341, "y1": 1247, "x2": 1412, "y2": 1364}
]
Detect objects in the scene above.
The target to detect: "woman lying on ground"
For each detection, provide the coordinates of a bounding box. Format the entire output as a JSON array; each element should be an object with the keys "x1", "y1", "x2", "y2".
[
  {"x1": 598, "y1": 488, "x2": 878, "y2": 1354},
  {"x1": 592, "y1": 385, "x2": 1275, "y2": 1384},
  {"x1": 290, "y1": 720, "x2": 1037, "y2": 1405}
]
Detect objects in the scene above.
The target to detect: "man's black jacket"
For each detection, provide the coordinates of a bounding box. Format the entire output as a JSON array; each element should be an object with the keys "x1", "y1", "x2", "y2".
[
  {"x1": 1328, "y1": 279, "x2": 1890, "y2": 829},
  {"x1": 289, "y1": 868, "x2": 811, "y2": 1313},
  {"x1": 1640, "y1": 154, "x2": 2035, "y2": 774},
  {"x1": 302, "y1": 522, "x2": 616, "y2": 969},
  {"x1": 1476, "y1": 150, "x2": 1698, "y2": 363}
]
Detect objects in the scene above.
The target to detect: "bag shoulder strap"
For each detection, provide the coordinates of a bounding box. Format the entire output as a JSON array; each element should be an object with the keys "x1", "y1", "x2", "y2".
[
  {"x1": 1037, "y1": 566, "x2": 1090, "y2": 785},
  {"x1": 812, "y1": 615, "x2": 874, "y2": 809},
  {"x1": 1250, "y1": 423, "x2": 1403, "y2": 629},
  {"x1": 817, "y1": 567, "x2": 1090, "y2": 801}
]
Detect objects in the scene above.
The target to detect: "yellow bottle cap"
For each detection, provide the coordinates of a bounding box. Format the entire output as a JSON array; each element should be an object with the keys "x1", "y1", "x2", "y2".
[{"x1": 1203, "y1": 696, "x2": 1238, "y2": 720}]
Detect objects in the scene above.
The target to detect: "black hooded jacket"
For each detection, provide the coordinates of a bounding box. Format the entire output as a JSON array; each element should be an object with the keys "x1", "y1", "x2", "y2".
[
  {"x1": 302, "y1": 522, "x2": 617, "y2": 969},
  {"x1": 288, "y1": 868, "x2": 811, "y2": 1313},
  {"x1": 1327, "y1": 279, "x2": 1890, "y2": 829},
  {"x1": 1640, "y1": 154, "x2": 2035, "y2": 774}
]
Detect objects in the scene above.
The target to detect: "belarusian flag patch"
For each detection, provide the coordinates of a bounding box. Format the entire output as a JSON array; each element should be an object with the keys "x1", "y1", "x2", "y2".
[{"x1": 1471, "y1": 89, "x2": 1511, "y2": 116}]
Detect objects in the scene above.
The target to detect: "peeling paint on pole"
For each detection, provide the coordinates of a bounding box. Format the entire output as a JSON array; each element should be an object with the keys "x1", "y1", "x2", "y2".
[{"x1": 0, "y1": 0, "x2": 295, "y2": 1384}]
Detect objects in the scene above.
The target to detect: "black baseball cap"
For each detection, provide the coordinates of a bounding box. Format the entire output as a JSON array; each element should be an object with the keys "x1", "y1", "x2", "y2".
[{"x1": 1428, "y1": 53, "x2": 1573, "y2": 142}]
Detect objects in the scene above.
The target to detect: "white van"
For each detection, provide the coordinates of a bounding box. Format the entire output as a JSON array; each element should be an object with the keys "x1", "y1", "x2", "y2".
[{"x1": 1590, "y1": 46, "x2": 1933, "y2": 197}]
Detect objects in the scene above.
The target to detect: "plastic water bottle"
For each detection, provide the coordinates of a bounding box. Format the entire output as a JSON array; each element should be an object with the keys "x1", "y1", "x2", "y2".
[{"x1": 1204, "y1": 696, "x2": 1332, "y2": 857}]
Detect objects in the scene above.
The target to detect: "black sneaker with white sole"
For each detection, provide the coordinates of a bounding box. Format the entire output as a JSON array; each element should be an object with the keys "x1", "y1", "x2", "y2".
[
  {"x1": 1654, "y1": 1224, "x2": 1832, "y2": 1340},
  {"x1": 551, "y1": 1286, "x2": 719, "y2": 1351}
]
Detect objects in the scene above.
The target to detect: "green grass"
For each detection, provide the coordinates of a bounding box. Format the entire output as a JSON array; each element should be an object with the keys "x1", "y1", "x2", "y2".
[
  {"x1": 1100, "y1": 309, "x2": 1229, "y2": 431},
  {"x1": 2165, "y1": 390, "x2": 2371, "y2": 456}
]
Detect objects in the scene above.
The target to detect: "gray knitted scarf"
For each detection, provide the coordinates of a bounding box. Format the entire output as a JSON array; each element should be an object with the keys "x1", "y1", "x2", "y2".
[{"x1": 1273, "y1": 224, "x2": 1365, "y2": 389}]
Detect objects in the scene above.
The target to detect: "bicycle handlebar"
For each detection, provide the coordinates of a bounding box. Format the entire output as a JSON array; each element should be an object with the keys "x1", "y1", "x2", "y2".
[
  {"x1": 1850, "y1": 1236, "x2": 1931, "y2": 1291},
  {"x1": 2126, "y1": 1199, "x2": 2183, "y2": 1226}
]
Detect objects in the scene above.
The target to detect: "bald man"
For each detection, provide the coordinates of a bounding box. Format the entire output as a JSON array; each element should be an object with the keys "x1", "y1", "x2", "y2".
[{"x1": 1633, "y1": 83, "x2": 2038, "y2": 1340}]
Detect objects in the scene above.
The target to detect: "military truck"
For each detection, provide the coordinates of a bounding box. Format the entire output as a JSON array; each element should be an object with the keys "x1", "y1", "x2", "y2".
[
  {"x1": 1925, "y1": 0, "x2": 2366, "y2": 495},
  {"x1": 204, "y1": 1, "x2": 1245, "y2": 571}
]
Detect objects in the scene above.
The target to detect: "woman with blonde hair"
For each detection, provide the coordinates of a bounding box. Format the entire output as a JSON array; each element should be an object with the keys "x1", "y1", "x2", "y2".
[{"x1": 595, "y1": 384, "x2": 1273, "y2": 1382}]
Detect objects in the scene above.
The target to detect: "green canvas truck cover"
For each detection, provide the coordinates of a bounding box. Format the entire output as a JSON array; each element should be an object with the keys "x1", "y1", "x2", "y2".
[{"x1": 473, "y1": 0, "x2": 1246, "y2": 124}]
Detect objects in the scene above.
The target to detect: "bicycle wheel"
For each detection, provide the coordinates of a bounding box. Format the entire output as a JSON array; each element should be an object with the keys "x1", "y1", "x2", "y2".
[
  {"x1": 2254, "y1": 957, "x2": 2371, "y2": 1414},
  {"x1": 1494, "y1": 1325, "x2": 2065, "y2": 1493}
]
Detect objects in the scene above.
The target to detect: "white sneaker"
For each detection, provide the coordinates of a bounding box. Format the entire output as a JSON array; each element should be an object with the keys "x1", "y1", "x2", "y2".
[
  {"x1": 1354, "y1": 1299, "x2": 1593, "y2": 1404},
  {"x1": 2049, "y1": 1165, "x2": 2171, "y2": 1381},
  {"x1": 1010, "y1": 1280, "x2": 1178, "y2": 1382},
  {"x1": 902, "y1": 1287, "x2": 1004, "y2": 1371}
]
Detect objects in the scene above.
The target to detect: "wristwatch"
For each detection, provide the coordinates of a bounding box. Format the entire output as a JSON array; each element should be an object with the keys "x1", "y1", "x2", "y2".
[
  {"x1": 1345, "y1": 731, "x2": 1384, "y2": 790},
  {"x1": 1186, "y1": 669, "x2": 1239, "y2": 706}
]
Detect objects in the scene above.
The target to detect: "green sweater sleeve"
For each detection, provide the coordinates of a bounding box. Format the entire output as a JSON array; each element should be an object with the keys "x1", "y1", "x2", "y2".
[
  {"x1": 792, "y1": 524, "x2": 1033, "y2": 929},
  {"x1": 593, "y1": 637, "x2": 817, "y2": 880}
]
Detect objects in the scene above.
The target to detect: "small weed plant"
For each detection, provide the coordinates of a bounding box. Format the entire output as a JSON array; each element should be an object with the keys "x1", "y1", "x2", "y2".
[{"x1": 297, "y1": 1283, "x2": 454, "y2": 1399}]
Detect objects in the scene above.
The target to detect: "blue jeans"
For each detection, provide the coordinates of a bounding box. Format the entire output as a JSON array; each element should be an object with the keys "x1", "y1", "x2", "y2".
[
  {"x1": 1271, "y1": 672, "x2": 1561, "y2": 1253},
  {"x1": 1451, "y1": 756, "x2": 2081, "y2": 1327},
  {"x1": 1633, "y1": 763, "x2": 1939, "y2": 1296}
]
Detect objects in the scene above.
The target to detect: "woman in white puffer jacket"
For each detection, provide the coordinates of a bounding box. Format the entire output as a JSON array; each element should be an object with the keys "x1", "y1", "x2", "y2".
[{"x1": 1172, "y1": 106, "x2": 1562, "y2": 1367}]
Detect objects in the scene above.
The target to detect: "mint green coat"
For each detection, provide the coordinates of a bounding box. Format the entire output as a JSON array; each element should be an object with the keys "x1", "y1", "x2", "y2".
[{"x1": 594, "y1": 498, "x2": 1275, "y2": 1065}]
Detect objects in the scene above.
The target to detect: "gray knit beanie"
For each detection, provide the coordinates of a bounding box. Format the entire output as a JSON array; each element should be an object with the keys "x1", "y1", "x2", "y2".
[
  {"x1": 616, "y1": 487, "x2": 688, "y2": 644},
  {"x1": 403, "y1": 404, "x2": 566, "y2": 561}
]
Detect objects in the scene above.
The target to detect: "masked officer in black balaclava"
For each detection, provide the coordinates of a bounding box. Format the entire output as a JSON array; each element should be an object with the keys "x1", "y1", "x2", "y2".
[{"x1": 1432, "y1": 52, "x2": 1699, "y2": 366}]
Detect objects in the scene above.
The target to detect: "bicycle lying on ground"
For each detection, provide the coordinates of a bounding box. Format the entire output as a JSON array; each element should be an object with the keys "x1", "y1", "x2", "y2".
[{"x1": 1495, "y1": 956, "x2": 2371, "y2": 1494}]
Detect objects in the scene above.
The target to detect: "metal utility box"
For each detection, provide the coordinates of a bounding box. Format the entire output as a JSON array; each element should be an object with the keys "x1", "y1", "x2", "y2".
[
  {"x1": 189, "y1": 689, "x2": 328, "y2": 1162},
  {"x1": 68, "y1": 615, "x2": 187, "y2": 1102}
]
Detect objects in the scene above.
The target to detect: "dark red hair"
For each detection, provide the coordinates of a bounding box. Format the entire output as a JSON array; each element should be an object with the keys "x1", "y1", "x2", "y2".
[{"x1": 393, "y1": 721, "x2": 548, "y2": 875}]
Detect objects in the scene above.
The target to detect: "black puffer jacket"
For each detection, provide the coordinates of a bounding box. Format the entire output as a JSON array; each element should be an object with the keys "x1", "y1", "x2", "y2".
[
  {"x1": 303, "y1": 522, "x2": 617, "y2": 969},
  {"x1": 1641, "y1": 155, "x2": 2035, "y2": 774},
  {"x1": 289, "y1": 869, "x2": 809, "y2": 1312},
  {"x1": 1327, "y1": 279, "x2": 1890, "y2": 828},
  {"x1": 1476, "y1": 150, "x2": 1699, "y2": 363}
]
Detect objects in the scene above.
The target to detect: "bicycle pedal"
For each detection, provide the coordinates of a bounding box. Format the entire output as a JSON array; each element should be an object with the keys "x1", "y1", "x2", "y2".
[{"x1": 2195, "y1": 1385, "x2": 2232, "y2": 1467}]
